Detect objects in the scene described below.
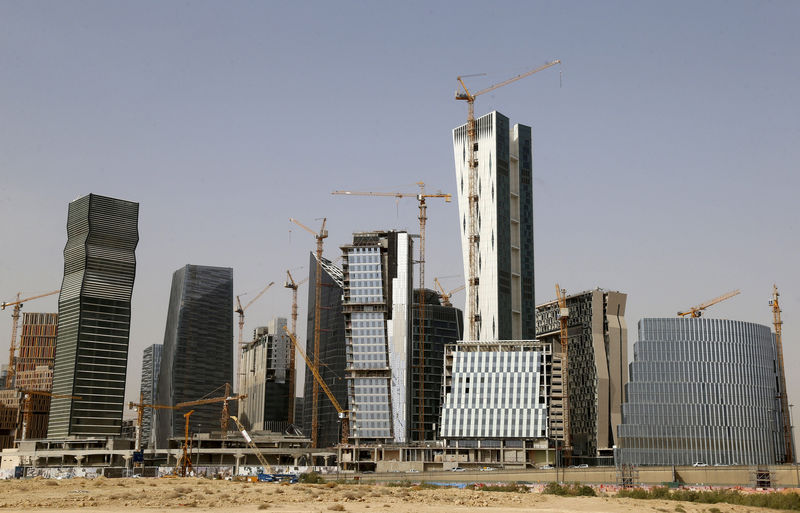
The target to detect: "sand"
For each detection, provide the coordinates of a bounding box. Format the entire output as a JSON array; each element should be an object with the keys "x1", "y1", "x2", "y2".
[{"x1": 0, "y1": 477, "x2": 776, "y2": 512}]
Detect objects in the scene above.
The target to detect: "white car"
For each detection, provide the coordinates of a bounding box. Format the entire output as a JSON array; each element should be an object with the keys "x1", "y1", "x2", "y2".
[
  {"x1": 405, "y1": 469, "x2": 420, "y2": 473},
  {"x1": 480, "y1": 467, "x2": 496, "y2": 472},
  {"x1": 692, "y1": 462, "x2": 708, "y2": 467},
  {"x1": 539, "y1": 465, "x2": 554, "y2": 470},
  {"x1": 450, "y1": 467, "x2": 466, "y2": 472}
]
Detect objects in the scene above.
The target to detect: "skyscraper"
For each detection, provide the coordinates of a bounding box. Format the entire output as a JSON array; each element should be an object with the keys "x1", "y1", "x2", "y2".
[
  {"x1": 341, "y1": 230, "x2": 413, "y2": 444},
  {"x1": 453, "y1": 111, "x2": 535, "y2": 341},
  {"x1": 302, "y1": 254, "x2": 347, "y2": 448},
  {"x1": 618, "y1": 318, "x2": 786, "y2": 466},
  {"x1": 535, "y1": 289, "x2": 627, "y2": 464},
  {"x1": 155, "y1": 265, "x2": 233, "y2": 448},
  {"x1": 48, "y1": 193, "x2": 139, "y2": 438},
  {"x1": 239, "y1": 317, "x2": 291, "y2": 432},
  {"x1": 410, "y1": 289, "x2": 462, "y2": 442},
  {"x1": 139, "y1": 344, "x2": 162, "y2": 448}
]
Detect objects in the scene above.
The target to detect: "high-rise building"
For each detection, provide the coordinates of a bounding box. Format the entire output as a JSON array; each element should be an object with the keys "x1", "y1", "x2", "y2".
[
  {"x1": 239, "y1": 317, "x2": 292, "y2": 432},
  {"x1": 15, "y1": 312, "x2": 58, "y2": 391},
  {"x1": 535, "y1": 289, "x2": 627, "y2": 464},
  {"x1": 618, "y1": 318, "x2": 786, "y2": 466},
  {"x1": 155, "y1": 265, "x2": 233, "y2": 448},
  {"x1": 302, "y1": 254, "x2": 347, "y2": 448},
  {"x1": 48, "y1": 193, "x2": 139, "y2": 438},
  {"x1": 453, "y1": 111, "x2": 535, "y2": 341},
  {"x1": 139, "y1": 344, "x2": 162, "y2": 448},
  {"x1": 410, "y1": 289, "x2": 463, "y2": 442},
  {"x1": 341, "y1": 230, "x2": 413, "y2": 444}
]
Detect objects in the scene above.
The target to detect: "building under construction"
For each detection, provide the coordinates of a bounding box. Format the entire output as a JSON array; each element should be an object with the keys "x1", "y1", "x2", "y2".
[
  {"x1": 535, "y1": 289, "x2": 628, "y2": 465},
  {"x1": 15, "y1": 312, "x2": 58, "y2": 391}
]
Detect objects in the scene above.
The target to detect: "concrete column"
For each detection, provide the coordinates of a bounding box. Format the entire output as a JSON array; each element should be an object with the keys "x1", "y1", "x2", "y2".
[
  {"x1": 122, "y1": 454, "x2": 132, "y2": 470},
  {"x1": 293, "y1": 456, "x2": 299, "y2": 466},
  {"x1": 74, "y1": 455, "x2": 85, "y2": 467},
  {"x1": 234, "y1": 453, "x2": 244, "y2": 475}
]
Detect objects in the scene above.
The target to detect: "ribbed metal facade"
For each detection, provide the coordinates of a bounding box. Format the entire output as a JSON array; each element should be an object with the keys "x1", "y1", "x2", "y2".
[
  {"x1": 409, "y1": 289, "x2": 463, "y2": 442},
  {"x1": 618, "y1": 318, "x2": 785, "y2": 466},
  {"x1": 139, "y1": 344, "x2": 162, "y2": 448},
  {"x1": 302, "y1": 253, "x2": 347, "y2": 447},
  {"x1": 48, "y1": 194, "x2": 139, "y2": 438},
  {"x1": 155, "y1": 265, "x2": 233, "y2": 448}
]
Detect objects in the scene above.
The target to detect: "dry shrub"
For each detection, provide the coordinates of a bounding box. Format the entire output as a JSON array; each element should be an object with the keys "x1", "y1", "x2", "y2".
[
  {"x1": 257, "y1": 504, "x2": 271, "y2": 510},
  {"x1": 165, "y1": 491, "x2": 182, "y2": 499},
  {"x1": 274, "y1": 488, "x2": 284, "y2": 494},
  {"x1": 44, "y1": 480, "x2": 58, "y2": 487},
  {"x1": 325, "y1": 482, "x2": 338, "y2": 489},
  {"x1": 175, "y1": 486, "x2": 191, "y2": 494},
  {"x1": 203, "y1": 488, "x2": 215, "y2": 494},
  {"x1": 328, "y1": 505, "x2": 345, "y2": 512},
  {"x1": 343, "y1": 492, "x2": 359, "y2": 500}
]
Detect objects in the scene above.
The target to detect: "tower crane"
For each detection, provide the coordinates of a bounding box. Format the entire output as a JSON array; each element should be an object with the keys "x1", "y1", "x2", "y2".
[
  {"x1": 455, "y1": 60, "x2": 561, "y2": 341},
  {"x1": 770, "y1": 285, "x2": 793, "y2": 463},
  {"x1": 555, "y1": 284, "x2": 572, "y2": 464},
  {"x1": 19, "y1": 389, "x2": 81, "y2": 440},
  {"x1": 284, "y1": 327, "x2": 349, "y2": 445},
  {"x1": 284, "y1": 270, "x2": 308, "y2": 426},
  {"x1": 433, "y1": 277, "x2": 465, "y2": 308},
  {"x1": 174, "y1": 384, "x2": 247, "y2": 439},
  {"x1": 332, "y1": 182, "x2": 451, "y2": 440},
  {"x1": 127, "y1": 393, "x2": 177, "y2": 462},
  {"x1": 175, "y1": 410, "x2": 195, "y2": 477},
  {"x1": 677, "y1": 290, "x2": 740, "y2": 318},
  {"x1": 289, "y1": 217, "x2": 328, "y2": 447},
  {"x1": 235, "y1": 281, "x2": 275, "y2": 347},
  {"x1": 1, "y1": 290, "x2": 60, "y2": 388}
]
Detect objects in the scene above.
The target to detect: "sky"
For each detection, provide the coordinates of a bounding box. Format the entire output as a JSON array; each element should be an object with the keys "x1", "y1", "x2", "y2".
[{"x1": 1, "y1": 1, "x2": 799, "y2": 425}]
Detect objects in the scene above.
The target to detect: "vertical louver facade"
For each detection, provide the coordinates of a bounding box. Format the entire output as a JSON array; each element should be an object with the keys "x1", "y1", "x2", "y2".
[
  {"x1": 139, "y1": 344, "x2": 162, "y2": 448},
  {"x1": 155, "y1": 265, "x2": 233, "y2": 448},
  {"x1": 48, "y1": 194, "x2": 139, "y2": 438}
]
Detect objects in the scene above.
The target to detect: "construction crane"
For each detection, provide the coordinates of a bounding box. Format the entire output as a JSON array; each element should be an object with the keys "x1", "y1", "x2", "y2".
[
  {"x1": 433, "y1": 277, "x2": 465, "y2": 308},
  {"x1": 284, "y1": 327, "x2": 349, "y2": 445},
  {"x1": 229, "y1": 415, "x2": 272, "y2": 473},
  {"x1": 677, "y1": 290, "x2": 740, "y2": 318},
  {"x1": 332, "y1": 182, "x2": 451, "y2": 440},
  {"x1": 1, "y1": 290, "x2": 60, "y2": 388},
  {"x1": 284, "y1": 270, "x2": 308, "y2": 426},
  {"x1": 456, "y1": 60, "x2": 561, "y2": 341},
  {"x1": 174, "y1": 385, "x2": 247, "y2": 439},
  {"x1": 19, "y1": 389, "x2": 80, "y2": 441},
  {"x1": 175, "y1": 410, "x2": 195, "y2": 477},
  {"x1": 127, "y1": 393, "x2": 177, "y2": 461},
  {"x1": 289, "y1": 217, "x2": 328, "y2": 447},
  {"x1": 235, "y1": 282, "x2": 276, "y2": 346},
  {"x1": 770, "y1": 285, "x2": 793, "y2": 463},
  {"x1": 555, "y1": 284, "x2": 572, "y2": 464}
]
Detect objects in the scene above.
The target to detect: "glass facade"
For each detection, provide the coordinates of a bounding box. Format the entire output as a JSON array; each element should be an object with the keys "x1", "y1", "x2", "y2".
[
  {"x1": 618, "y1": 318, "x2": 785, "y2": 466},
  {"x1": 139, "y1": 344, "x2": 162, "y2": 448},
  {"x1": 48, "y1": 194, "x2": 139, "y2": 438}
]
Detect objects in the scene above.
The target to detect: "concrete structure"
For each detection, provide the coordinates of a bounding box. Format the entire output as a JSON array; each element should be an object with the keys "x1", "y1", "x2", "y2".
[
  {"x1": 48, "y1": 193, "x2": 139, "y2": 438},
  {"x1": 535, "y1": 289, "x2": 627, "y2": 465},
  {"x1": 618, "y1": 317, "x2": 786, "y2": 466},
  {"x1": 138, "y1": 344, "x2": 162, "y2": 449},
  {"x1": 453, "y1": 111, "x2": 535, "y2": 341},
  {"x1": 341, "y1": 230, "x2": 413, "y2": 444},
  {"x1": 15, "y1": 312, "x2": 58, "y2": 391},
  {"x1": 439, "y1": 340, "x2": 551, "y2": 448},
  {"x1": 302, "y1": 254, "x2": 347, "y2": 448},
  {"x1": 239, "y1": 317, "x2": 291, "y2": 432},
  {"x1": 410, "y1": 288, "x2": 463, "y2": 442},
  {"x1": 0, "y1": 390, "x2": 19, "y2": 450},
  {"x1": 155, "y1": 265, "x2": 233, "y2": 448}
]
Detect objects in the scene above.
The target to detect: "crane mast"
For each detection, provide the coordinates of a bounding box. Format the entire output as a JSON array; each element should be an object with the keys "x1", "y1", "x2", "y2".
[
  {"x1": 284, "y1": 270, "x2": 308, "y2": 426},
  {"x1": 289, "y1": 217, "x2": 328, "y2": 447},
  {"x1": 456, "y1": 60, "x2": 560, "y2": 341},
  {"x1": 555, "y1": 284, "x2": 572, "y2": 462},
  {"x1": 771, "y1": 285, "x2": 793, "y2": 463}
]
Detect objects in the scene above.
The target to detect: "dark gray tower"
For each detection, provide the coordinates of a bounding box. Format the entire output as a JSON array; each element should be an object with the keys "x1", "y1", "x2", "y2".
[
  {"x1": 155, "y1": 265, "x2": 233, "y2": 448},
  {"x1": 139, "y1": 344, "x2": 162, "y2": 448},
  {"x1": 48, "y1": 193, "x2": 139, "y2": 438}
]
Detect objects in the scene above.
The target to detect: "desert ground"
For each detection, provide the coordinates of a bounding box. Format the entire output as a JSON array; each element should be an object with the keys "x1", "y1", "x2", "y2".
[{"x1": 0, "y1": 477, "x2": 790, "y2": 513}]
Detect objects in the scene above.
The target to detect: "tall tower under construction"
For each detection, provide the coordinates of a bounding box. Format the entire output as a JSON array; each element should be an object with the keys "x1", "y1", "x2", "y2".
[{"x1": 453, "y1": 111, "x2": 535, "y2": 341}]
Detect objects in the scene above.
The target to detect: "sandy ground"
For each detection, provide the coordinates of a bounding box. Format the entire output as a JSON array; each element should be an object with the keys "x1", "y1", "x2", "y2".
[{"x1": 0, "y1": 477, "x2": 782, "y2": 513}]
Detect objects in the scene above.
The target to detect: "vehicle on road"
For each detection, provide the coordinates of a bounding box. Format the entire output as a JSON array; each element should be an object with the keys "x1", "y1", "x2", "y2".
[
  {"x1": 480, "y1": 467, "x2": 496, "y2": 472},
  {"x1": 405, "y1": 469, "x2": 420, "y2": 473},
  {"x1": 539, "y1": 465, "x2": 554, "y2": 470},
  {"x1": 450, "y1": 467, "x2": 466, "y2": 472},
  {"x1": 692, "y1": 462, "x2": 708, "y2": 467}
]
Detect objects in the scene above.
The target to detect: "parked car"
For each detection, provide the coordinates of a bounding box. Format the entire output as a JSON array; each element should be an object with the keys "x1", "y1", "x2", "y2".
[
  {"x1": 480, "y1": 467, "x2": 496, "y2": 472},
  {"x1": 405, "y1": 469, "x2": 420, "y2": 473},
  {"x1": 450, "y1": 467, "x2": 467, "y2": 472},
  {"x1": 539, "y1": 465, "x2": 554, "y2": 470},
  {"x1": 692, "y1": 462, "x2": 708, "y2": 467},
  {"x1": 577, "y1": 464, "x2": 589, "y2": 468}
]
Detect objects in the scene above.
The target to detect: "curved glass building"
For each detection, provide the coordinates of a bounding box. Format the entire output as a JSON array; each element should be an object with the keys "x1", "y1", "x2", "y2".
[{"x1": 618, "y1": 318, "x2": 785, "y2": 466}]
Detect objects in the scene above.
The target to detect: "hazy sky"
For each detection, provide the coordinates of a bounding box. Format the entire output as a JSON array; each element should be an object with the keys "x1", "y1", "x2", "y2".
[{"x1": 1, "y1": 1, "x2": 799, "y2": 424}]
